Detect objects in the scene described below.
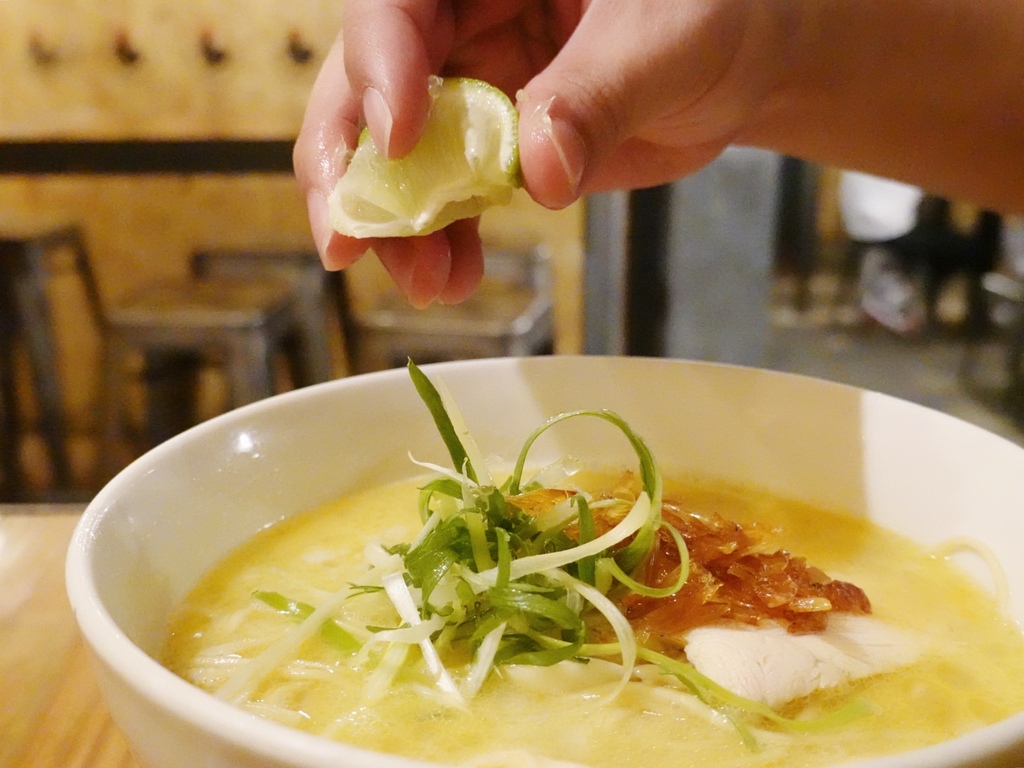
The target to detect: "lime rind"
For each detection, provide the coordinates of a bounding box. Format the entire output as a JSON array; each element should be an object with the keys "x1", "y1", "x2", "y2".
[{"x1": 329, "y1": 77, "x2": 521, "y2": 239}]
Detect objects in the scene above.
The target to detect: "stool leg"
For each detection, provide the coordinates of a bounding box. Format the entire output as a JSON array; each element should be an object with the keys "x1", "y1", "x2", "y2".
[
  {"x1": 281, "y1": 329, "x2": 311, "y2": 390},
  {"x1": 12, "y1": 254, "x2": 74, "y2": 490},
  {"x1": 0, "y1": 274, "x2": 24, "y2": 500},
  {"x1": 143, "y1": 350, "x2": 201, "y2": 447},
  {"x1": 227, "y1": 330, "x2": 277, "y2": 407},
  {"x1": 293, "y1": 278, "x2": 334, "y2": 384},
  {"x1": 97, "y1": 334, "x2": 134, "y2": 483},
  {"x1": 71, "y1": 229, "x2": 108, "y2": 335}
]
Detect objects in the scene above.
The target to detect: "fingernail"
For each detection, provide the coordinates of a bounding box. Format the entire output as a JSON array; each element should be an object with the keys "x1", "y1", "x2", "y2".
[
  {"x1": 332, "y1": 135, "x2": 352, "y2": 176},
  {"x1": 362, "y1": 87, "x2": 393, "y2": 156},
  {"x1": 525, "y1": 94, "x2": 586, "y2": 197},
  {"x1": 373, "y1": 241, "x2": 414, "y2": 303},
  {"x1": 405, "y1": 253, "x2": 443, "y2": 308}
]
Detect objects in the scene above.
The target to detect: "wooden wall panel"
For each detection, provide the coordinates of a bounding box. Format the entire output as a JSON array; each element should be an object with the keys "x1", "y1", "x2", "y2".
[{"x1": 0, "y1": 1, "x2": 341, "y2": 139}]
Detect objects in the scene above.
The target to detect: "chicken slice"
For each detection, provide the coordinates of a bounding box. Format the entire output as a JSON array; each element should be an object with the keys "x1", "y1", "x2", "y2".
[{"x1": 683, "y1": 614, "x2": 919, "y2": 708}]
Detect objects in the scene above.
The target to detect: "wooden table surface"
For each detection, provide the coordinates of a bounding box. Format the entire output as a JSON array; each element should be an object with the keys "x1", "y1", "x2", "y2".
[{"x1": 0, "y1": 505, "x2": 140, "y2": 768}]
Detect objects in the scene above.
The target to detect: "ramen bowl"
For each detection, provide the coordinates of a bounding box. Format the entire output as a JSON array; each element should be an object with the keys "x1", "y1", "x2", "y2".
[{"x1": 66, "y1": 356, "x2": 1024, "y2": 768}]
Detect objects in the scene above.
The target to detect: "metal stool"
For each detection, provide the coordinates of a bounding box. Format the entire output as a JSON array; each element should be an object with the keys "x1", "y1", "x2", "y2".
[
  {"x1": 353, "y1": 246, "x2": 554, "y2": 371},
  {"x1": 191, "y1": 248, "x2": 356, "y2": 378},
  {"x1": 101, "y1": 275, "x2": 303, "y2": 473},
  {"x1": 0, "y1": 223, "x2": 105, "y2": 501}
]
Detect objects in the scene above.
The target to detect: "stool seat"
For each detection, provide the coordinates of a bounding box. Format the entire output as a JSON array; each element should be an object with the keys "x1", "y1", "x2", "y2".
[
  {"x1": 373, "y1": 283, "x2": 542, "y2": 334},
  {"x1": 354, "y1": 247, "x2": 554, "y2": 370},
  {"x1": 101, "y1": 275, "x2": 305, "y2": 477},
  {"x1": 110, "y1": 277, "x2": 295, "y2": 331},
  {"x1": 190, "y1": 248, "x2": 350, "y2": 379}
]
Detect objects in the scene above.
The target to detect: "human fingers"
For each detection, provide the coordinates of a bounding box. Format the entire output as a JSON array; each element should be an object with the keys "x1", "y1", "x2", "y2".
[
  {"x1": 583, "y1": 137, "x2": 730, "y2": 194},
  {"x1": 343, "y1": 0, "x2": 455, "y2": 158},
  {"x1": 373, "y1": 218, "x2": 485, "y2": 308},
  {"x1": 375, "y1": 231, "x2": 448, "y2": 309},
  {"x1": 516, "y1": 0, "x2": 780, "y2": 208},
  {"x1": 293, "y1": 29, "x2": 371, "y2": 269},
  {"x1": 437, "y1": 218, "x2": 484, "y2": 305},
  {"x1": 440, "y1": 1, "x2": 577, "y2": 97}
]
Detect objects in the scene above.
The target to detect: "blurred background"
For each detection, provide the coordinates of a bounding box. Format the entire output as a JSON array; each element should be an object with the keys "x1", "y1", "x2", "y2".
[{"x1": 1, "y1": 1, "x2": 1021, "y2": 503}]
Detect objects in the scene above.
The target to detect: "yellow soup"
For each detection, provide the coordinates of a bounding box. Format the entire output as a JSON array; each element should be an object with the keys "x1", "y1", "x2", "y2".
[{"x1": 163, "y1": 476, "x2": 1024, "y2": 768}]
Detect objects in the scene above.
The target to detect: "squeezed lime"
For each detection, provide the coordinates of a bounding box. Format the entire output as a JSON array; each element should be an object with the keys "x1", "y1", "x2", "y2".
[{"x1": 329, "y1": 77, "x2": 521, "y2": 239}]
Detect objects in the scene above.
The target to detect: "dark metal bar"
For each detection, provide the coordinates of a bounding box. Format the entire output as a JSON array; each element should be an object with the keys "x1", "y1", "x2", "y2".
[
  {"x1": 625, "y1": 185, "x2": 671, "y2": 357},
  {"x1": 0, "y1": 140, "x2": 295, "y2": 175}
]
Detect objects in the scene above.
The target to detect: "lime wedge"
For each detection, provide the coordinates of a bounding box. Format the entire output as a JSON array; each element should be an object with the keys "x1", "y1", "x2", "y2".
[{"x1": 328, "y1": 77, "x2": 521, "y2": 239}]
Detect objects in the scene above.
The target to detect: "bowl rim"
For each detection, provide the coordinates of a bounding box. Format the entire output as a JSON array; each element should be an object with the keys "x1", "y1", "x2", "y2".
[{"x1": 66, "y1": 356, "x2": 1024, "y2": 768}]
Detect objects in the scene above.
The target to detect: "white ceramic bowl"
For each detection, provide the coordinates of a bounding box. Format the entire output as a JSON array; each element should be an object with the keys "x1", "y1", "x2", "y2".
[{"x1": 66, "y1": 356, "x2": 1024, "y2": 768}]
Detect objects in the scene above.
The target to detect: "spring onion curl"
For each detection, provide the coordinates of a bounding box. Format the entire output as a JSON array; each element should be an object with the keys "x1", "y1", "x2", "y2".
[
  {"x1": 231, "y1": 361, "x2": 871, "y2": 747},
  {"x1": 509, "y1": 407, "x2": 663, "y2": 574}
]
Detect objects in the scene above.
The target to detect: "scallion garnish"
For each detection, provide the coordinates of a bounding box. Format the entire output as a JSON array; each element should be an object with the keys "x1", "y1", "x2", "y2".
[
  {"x1": 252, "y1": 590, "x2": 360, "y2": 654},
  {"x1": 375, "y1": 363, "x2": 667, "y2": 705}
]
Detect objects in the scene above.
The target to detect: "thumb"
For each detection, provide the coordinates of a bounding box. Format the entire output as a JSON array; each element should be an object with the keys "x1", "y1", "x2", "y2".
[
  {"x1": 515, "y1": 88, "x2": 589, "y2": 210},
  {"x1": 516, "y1": 1, "x2": 757, "y2": 209},
  {"x1": 516, "y1": 2, "x2": 664, "y2": 209}
]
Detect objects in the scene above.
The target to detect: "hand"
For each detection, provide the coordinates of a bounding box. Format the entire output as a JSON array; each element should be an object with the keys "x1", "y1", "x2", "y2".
[{"x1": 294, "y1": 0, "x2": 789, "y2": 306}]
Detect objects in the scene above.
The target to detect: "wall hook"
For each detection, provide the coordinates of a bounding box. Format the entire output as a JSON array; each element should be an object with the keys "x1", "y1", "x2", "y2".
[
  {"x1": 28, "y1": 31, "x2": 58, "y2": 66},
  {"x1": 113, "y1": 29, "x2": 141, "y2": 66},
  {"x1": 199, "y1": 30, "x2": 228, "y2": 65},
  {"x1": 286, "y1": 32, "x2": 314, "y2": 65}
]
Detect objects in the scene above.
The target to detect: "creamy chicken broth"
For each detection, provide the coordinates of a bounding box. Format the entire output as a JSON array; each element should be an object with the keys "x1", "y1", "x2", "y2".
[{"x1": 163, "y1": 476, "x2": 1024, "y2": 768}]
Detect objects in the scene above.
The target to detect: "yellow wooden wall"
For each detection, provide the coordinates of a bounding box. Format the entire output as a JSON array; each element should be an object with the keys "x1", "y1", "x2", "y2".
[{"x1": 0, "y1": 0, "x2": 343, "y2": 140}]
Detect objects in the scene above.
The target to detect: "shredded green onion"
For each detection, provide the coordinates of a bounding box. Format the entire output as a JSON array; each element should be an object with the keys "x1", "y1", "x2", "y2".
[
  {"x1": 602, "y1": 521, "x2": 690, "y2": 598},
  {"x1": 252, "y1": 590, "x2": 360, "y2": 654},
  {"x1": 408, "y1": 359, "x2": 478, "y2": 483}
]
